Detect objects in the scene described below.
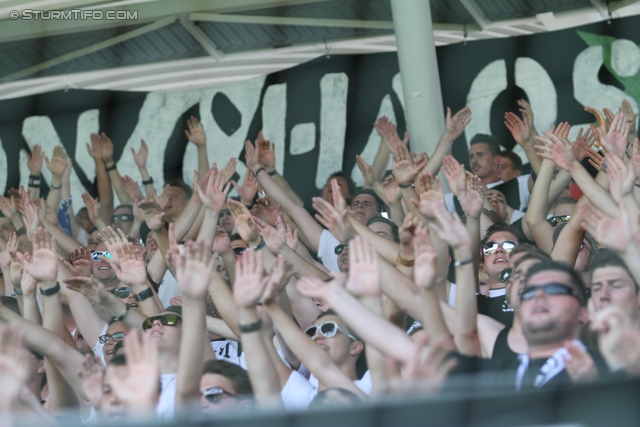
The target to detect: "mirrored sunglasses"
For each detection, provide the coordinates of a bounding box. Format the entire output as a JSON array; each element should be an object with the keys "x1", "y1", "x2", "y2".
[
  {"x1": 91, "y1": 251, "x2": 111, "y2": 261},
  {"x1": 547, "y1": 215, "x2": 571, "y2": 227},
  {"x1": 520, "y1": 283, "x2": 579, "y2": 302},
  {"x1": 98, "y1": 331, "x2": 126, "y2": 344},
  {"x1": 203, "y1": 387, "x2": 237, "y2": 404},
  {"x1": 482, "y1": 240, "x2": 518, "y2": 256},
  {"x1": 142, "y1": 313, "x2": 182, "y2": 331},
  {"x1": 334, "y1": 244, "x2": 349, "y2": 255}
]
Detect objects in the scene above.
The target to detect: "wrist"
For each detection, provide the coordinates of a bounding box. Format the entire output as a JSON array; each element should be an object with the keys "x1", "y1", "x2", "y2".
[
  {"x1": 453, "y1": 247, "x2": 472, "y2": 259},
  {"x1": 104, "y1": 158, "x2": 114, "y2": 165},
  {"x1": 50, "y1": 175, "x2": 62, "y2": 187}
]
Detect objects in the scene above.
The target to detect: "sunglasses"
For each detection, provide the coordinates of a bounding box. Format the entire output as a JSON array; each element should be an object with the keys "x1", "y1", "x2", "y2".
[
  {"x1": 304, "y1": 321, "x2": 357, "y2": 341},
  {"x1": 232, "y1": 247, "x2": 245, "y2": 255},
  {"x1": 482, "y1": 240, "x2": 518, "y2": 256},
  {"x1": 334, "y1": 244, "x2": 349, "y2": 255},
  {"x1": 111, "y1": 214, "x2": 134, "y2": 223},
  {"x1": 98, "y1": 331, "x2": 126, "y2": 344},
  {"x1": 109, "y1": 287, "x2": 132, "y2": 299},
  {"x1": 520, "y1": 283, "x2": 580, "y2": 303},
  {"x1": 500, "y1": 268, "x2": 512, "y2": 284},
  {"x1": 203, "y1": 387, "x2": 237, "y2": 404},
  {"x1": 219, "y1": 209, "x2": 232, "y2": 217},
  {"x1": 547, "y1": 215, "x2": 571, "y2": 227},
  {"x1": 91, "y1": 251, "x2": 112, "y2": 261},
  {"x1": 142, "y1": 313, "x2": 182, "y2": 331}
]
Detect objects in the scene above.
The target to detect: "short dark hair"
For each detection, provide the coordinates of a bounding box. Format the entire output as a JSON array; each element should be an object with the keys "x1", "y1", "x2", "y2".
[
  {"x1": 327, "y1": 172, "x2": 357, "y2": 198},
  {"x1": 590, "y1": 249, "x2": 638, "y2": 290},
  {"x1": 202, "y1": 360, "x2": 253, "y2": 396},
  {"x1": 309, "y1": 388, "x2": 362, "y2": 409},
  {"x1": 351, "y1": 188, "x2": 384, "y2": 213},
  {"x1": 366, "y1": 216, "x2": 399, "y2": 242},
  {"x1": 229, "y1": 234, "x2": 243, "y2": 242},
  {"x1": 470, "y1": 134, "x2": 501, "y2": 156},
  {"x1": 499, "y1": 151, "x2": 523, "y2": 172},
  {"x1": 164, "y1": 179, "x2": 193, "y2": 199},
  {"x1": 524, "y1": 260, "x2": 587, "y2": 306},
  {"x1": 509, "y1": 243, "x2": 549, "y2": 260},
  {"x1": 114, "y1": 205, "x2": 133, "y2": 213}
]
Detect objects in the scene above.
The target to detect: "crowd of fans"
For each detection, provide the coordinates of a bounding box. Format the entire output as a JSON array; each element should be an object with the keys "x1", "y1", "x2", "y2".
[{"x1": 0, "y1": 95, "x2": 639, "y2": 424}]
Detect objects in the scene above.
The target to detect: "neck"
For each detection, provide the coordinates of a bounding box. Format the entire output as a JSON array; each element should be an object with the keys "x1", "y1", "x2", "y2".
[
  {"x1": 488, "y1": 278, "x2": 504, "y2": 290},
  {"x1": 527, "y1": 342, "x2": 565, "y2": 360},
  {"x1": 482, "y1": 172, "x2": 499, "y2": 186},
  {"x1": 159, "y1": 351, "x2": 179, "y2": 375}
]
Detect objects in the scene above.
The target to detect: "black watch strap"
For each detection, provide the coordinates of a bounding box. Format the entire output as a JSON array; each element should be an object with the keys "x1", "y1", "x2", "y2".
[
  {"x1": 135, "y1": 288, "x2": 154, "y2": 302},
  {"x1": 40, "y1": 282, "x2": 60, "y2": 296}
]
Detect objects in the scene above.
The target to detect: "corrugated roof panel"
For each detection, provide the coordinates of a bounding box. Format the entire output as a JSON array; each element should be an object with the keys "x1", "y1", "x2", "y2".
[
  {"x1": 234, "y1": 0, "x2": 393, "y2": 21},
  {"x1": 430, "y1": 0, "x2": 477, "y2": 24},
  {"x1": 476, "y1": 0, "x2": 594, "y2": 21}
]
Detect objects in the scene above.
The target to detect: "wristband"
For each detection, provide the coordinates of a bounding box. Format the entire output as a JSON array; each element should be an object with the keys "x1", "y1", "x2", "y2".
[
  {"x1": 111, "y1": 304, "x2": 130, "y2": 323},
  {"x1": 396, "y1": 253, "x2": 414, "y2": 267},
  {"x1": 239, "y1": 319, "x2": 263, "y2": 333},
  {"x1": 267, "y1": 170, "x2": 277, "y2": 176},
  {"x1": 29, "y1": 174, "x2": 41, "y2": 180},
  {"x1": 50, "y1": 183, "x2": 62, "y2": 190},
  {"x1": 398, "y1": 182, "x2": 414, "y2": 189},
  {"x1": 454, "y1": 257, "x2": 473, "y2": 268},
  {"x1": 13, "y1": 290, "x2": 22, "y2": 296},
  {"x1": 142, "y1": 177, "x2": 154, "y2": 185},
  {"x1": 40, "y1": 282, "x2": 60, "y2": 296},
  {"x1": 626, "y1": 141, "x2": 633, "y2": 158},
  {"x1": 253, "y1": 167, "x2": 265, "y2": 178},
  {"x1": 253, "y1": 237, "x2": 266, "y2": 250},
  {"x1": 134, "y1": 288, "x2": 153, "y2": 302},
  {"x1": 106, "y1": 164, "x2": 117, "y2": 172}
]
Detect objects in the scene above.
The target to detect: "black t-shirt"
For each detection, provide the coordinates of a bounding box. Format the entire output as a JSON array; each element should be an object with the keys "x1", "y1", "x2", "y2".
[{"x1": 477, "y1": 292, "x2": 514, "y2": 327}]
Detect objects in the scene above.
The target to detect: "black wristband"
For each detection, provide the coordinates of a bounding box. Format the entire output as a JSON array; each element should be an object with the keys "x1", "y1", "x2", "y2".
[
  {"x1": 239, "y1": 319, "x2": 263, "y2": 333},
  {"x1": 267, "y1": 170, "x2": 277, "y2": 176},
  {"x1": 142, "y1": 177, "x2": 154, "y2": 186},
  {"x1": 253, "y1": 167, "x2": 265, "y2": 178},
  {"x1": 253, "y1": 237, "x2": 266, "y2": 250},
  {"x1": 111, "y1": 304, "x2": 130, "y2": 323},
  {"x1": 454, "y1": 257, "x2": 473, "y2": 268},
  {"x1": 106, "y1": 163, "x2": 117, "y2": 172},
  {"x1": 40, "y1": 282, "x2": 60, "y2": 296},
  {"x1": 135, "y1": 288, "x2": 153, "y2": 302},
  {"x1": 29, "y1": 174, "x2": 41, "y2": 180},
  {"x1": 50, "y1": 183, "x2": 62, "y2": 190},
  {"x1": 398, "y1": 182, "x2": 414, "y2": 189}
]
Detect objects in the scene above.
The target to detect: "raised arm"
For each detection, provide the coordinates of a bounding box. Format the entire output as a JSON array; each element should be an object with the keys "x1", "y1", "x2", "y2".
[
  {"x1": 87, "y1": 133, "x2": 114, "y2": 224},
  {"x1": 424, "y1": 107, "x2": 472, "y2": 175},
  {"x1": 184, "y1": 116, "x2": 210, "y2": 177},
  {"x1": 131, "y1": 139, "x2": 155, "y2": 196}
]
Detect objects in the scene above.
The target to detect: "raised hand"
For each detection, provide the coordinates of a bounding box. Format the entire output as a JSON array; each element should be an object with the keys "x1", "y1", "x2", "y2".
[
  {"x1": 45, "y1": 145, "x2": 68, "y2": 177},
  {"x1": 101, "y1": 226, "x2": 129, "y2": 263},
  {"x1": 586, "y1": 147, "x2": 605, "y2": 172},
  {"x1": 572, "y1": 127, "x2": 596, "y2": 162},
  {"x1": 256, "y1": 131, "x2": 276, "y2": 171},
  {"x1": 100, "y1": 133, "x2": 115, "y2": 163},
  {"x1": 170, "y1": 238, "x2": 215, "y2": 299},
  {"x1": 219, "y1": 157, "x2": 237, "y2": 185},
  {"x1": 77, "y1": 354, "x2": 105, "y2": 408},
  {"x1": 196, "y1": 169, "x2": 230, "y2": 213},
  {"x1": 579, "y1": 201, "x2": 632, "y2": 254},
  {"x1": 441, "y1": 155, "x2": 465, "y2": 196},
  {"x1": 563, "y1": 341, "x2": 598, "y2": 383},
  {"x1": 392, "y1": 146, "x2": 427, "y2": 186},
  {"x1": 121, "y1": 175, "x2": 144, "y2": 201},
  {"x1": 283, "y1": 217, "x2": 299, "y2": 251},
  {"x1": 87, "y1": 133, "x2": 104, "y2": 161},
  {"x1": 0, "y1": 233, "x2": 17, "y2": 270},
  {"x1": 606, "y1": 153, "x2": 635, "y2": 203},
  {"x1": 232, "y1": 248, "x2": 265, "y2": 309},
  {"x1": 137, "y1": 195, "x2": 165, "y2": 232},
  {"x1": 296, "y1": 275, "x2": 337, "y2": 302},
  {"x1": 620, "y1": 99, "x2": 639, "y2": 135},
  {"x1": 63, "y1": 247, "x2": 92, "y2": 277},
  {"x1": 26, "y1": 144, "x2": 43, "y2": 176},
  {"x1": 260, "y1": 254, "x2": 292, "y2": 304},
  {"x1": 457, "y1": 174, "x2": 484, "y2": 220},
  {"x1": 16, "y1": 228, "x2": 58, "y2": 286},
  {"x1": 597, "y1": 112, "x2": 631, "y2": 158},
  {"x1": 535, "y1": 131, "x2": 577, "y2": 171},
  {"x1": 412, "y1": 228, "x2": 438, "y2": 291},
  {"x1": 551, "y1": 121, "x2": 571, "y2": 142},
  {"x1": 355, "y1": 155, "x2": 377, "y2": 188},
  {"x1": 398, "y1": 333, "x2": 457, "y2": 394},
  {"x1": 374, "y1": 116, "x2": 408, "y2": 153},
  {"x1": 382, "y1": 174, "x2": 401, "y2": 205},
  {"x1": 429, "y1": 206, "x2": 471, "y2": 250},
  {"x1": 345, "y1": 235, "x2": 380, "y2": 297},
  {"x1": 312, "y1": 196, "x2": 354, "y2": 244},
  {"x1": 254, "y1": 197, "x2": 282, "y2": 227},
  {"x1": 131, "y1": 139, "x2": 149, "y2": 169},
  {"x1": 585, "y1": 106, "x2": 608, "y2": 135},
  {"x1": 254, "y1": 216, "x2": 285, "y2": 252},
  {"x1": 185, "y1": 116, "x2": 206, "y2": 147},
  {"x1": 443, "y1": 107, "x2": 472, "y2": 141},
  {"x1": 504, "y1": 111, "x2": 530, "y2": 146},
  {"x1": 398, "y1": 212, "x2": 422, "y2": 250},
  {"x1": 9, "y1": 255, "x2": 23, "y2": 289},
  {"x1": 412, "y1": 172, "x2": 445, "y2": 220},
  {"x1": 110, "y1": 241, "x2": 147, "y2": 287},
  {"x1": 330, "y1": 178, "x2": 349, "y2": 217},
  {"x1": 244, "y1": 140, "x2": 261, "y2": 172},
  {"x1": 0, "y1": 196, "x2": 17, "y2": 220},
  {"x1": 228, "y1": 199, "x2": 260, "y2": 244},
  {"x1": 155, "y1": 184, "x2": 171, "y2": 210},
  {"x1": 64, "y1": 275, "x2": 109, "y2": 304},
  {"x1": 81, "y1": 193, "x2": 100, "y2": 224},
  {"x1": 230, "y1": 169, "x2": 258, "y2": 205}
]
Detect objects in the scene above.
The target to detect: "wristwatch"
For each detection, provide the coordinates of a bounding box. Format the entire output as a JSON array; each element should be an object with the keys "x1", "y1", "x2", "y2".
[{"x1": 135, "y1": 288, "x2": 154, "y2": 302}]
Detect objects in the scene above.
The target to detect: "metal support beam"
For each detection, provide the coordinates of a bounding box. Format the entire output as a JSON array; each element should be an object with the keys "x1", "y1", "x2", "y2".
[
  {"x1": 190, "y1": 13, "x2": 395, "y2": 29},
  {"x1": 459, "y1": 0, "x2": 491, "y2": 31},
  {"x1": 0, "y1": 17, "x2": 176, "y2": 84},
  {"x1": 588, "y1": 0, "x2": 610, "y2": 18},
  {"x1": 179, "y1": 15, "x2": 224, "y2": 61}
]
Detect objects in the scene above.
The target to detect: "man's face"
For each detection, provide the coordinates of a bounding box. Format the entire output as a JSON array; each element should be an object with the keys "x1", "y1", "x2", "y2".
[
  {"x1": 484, "y1": 190, "x2": 508, "y2": 221},
  {"x1": 506, "y1": 257, "x2": 542, "y2": 311},
  {"x1": 469, "y1": 143, "x2": 498, "y2": 180},
  {"x1": 0, "y1": 218, "x2": 15, "y2": 241},
  {"x1": 591, "y1": 266, "x2": 639, "y2": 318},
  {"x1": 368, "y1": 221, "x2": 394, "y2": 241},
  {"x1": 148, "y1": 312, "x2": 182, "y2": 355},
  {"x1": 102, "y1": 322, "x2": 128, "y2": 363},
  {"x1": 218, "y1": 203, "x2": 234, "y2": 235},
  {"x1": 199, "y1": 373, "x2": 247, "y2": 414},
  {"x1": 144, "y1": 234, "x2": 158, "y2": 262},
  {"x1": 92, "y1": 243, "x2": 117, "y2": 285},
  {"x1": 309, "y1": 314, "x2": 359, "y2": 367},
  {"x1": 101, "y1": 365, "x2": 128, "y2": 420},
  {"x1": 497, "y1": 157, "x2": 521, "y2": 182},
  {"x1": 350, "y1": 194, "x2": 379, "y2": 225},
  {"x1": 110, "y1": 207, "x2": 134, "y2": 235},
  {"x1": 482, "y1": 231, "x2": 518, "y2": 281},
  {"x1": 164, "y1": 186, "x2": 188, "y2": 221},
  {"x1": 322, "y1": 176, "x2": 350, "y2": 206},
  {"x1": 337, "y1": 245, "x2": 350, "y2": 273},
  {"x1": 519, "y1": 270, "x2": 587, "y2": 347}
]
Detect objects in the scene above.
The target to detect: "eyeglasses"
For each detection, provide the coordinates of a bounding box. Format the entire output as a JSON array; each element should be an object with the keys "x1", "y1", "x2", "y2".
[
  {"x1": 500, "y1": 268, "x2": 513, "y2": 284},
  {"x1": 304, "y1": 321, "x2": 357, "y2": 341},
  {"x1": 109, "y1": 287, "x2": 132, "y2": 299},
  {"x1": 547, "y1": 215, "x2": 571, "y2": 227},
  {"x1": 98, "y1": 332, "x2": 126, "y2": 344},
  {"x1": 520, "y1": 283, "x2": 580, "y2": 302},
  {"x1": 232, "y1": 247, "x2": 245, "y2": 255},
  {"x1": 111, "y1": 214, "x2": 134, "y2": 223},
  {"x1": 219, "y1": 209, "x2": 232, "y2": 217},
  {"x1": 334, "y1": 244, "x2": 349, "y2": 255},
  {"x1": 91, "y1": 251, "x2": 112, "y2": 261},
  {"x1": 142, "y1": 313, "x2": 182, "y2": 331},
  {"x1": 482, "y1": 240, "x2": 518, "y2": 256},
  {"x1": 203, "y1": 387, "x2": 237, "y2": 404}
]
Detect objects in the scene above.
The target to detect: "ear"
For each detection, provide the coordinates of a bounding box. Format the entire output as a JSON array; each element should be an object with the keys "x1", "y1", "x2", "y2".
[{"x1": 349, "y1": 340, "x2": 364, "y2": 357}]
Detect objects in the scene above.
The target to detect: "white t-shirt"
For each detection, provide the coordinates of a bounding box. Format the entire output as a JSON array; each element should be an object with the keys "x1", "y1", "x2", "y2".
[
  {"x1": 156, "y1": 373, "x2": 177, "y2": 419},
  {"x1": 317, "y1": 229, "x2": 341, "y2": 272},
  {"x1": 211, "y1": 339, "x2": 242, "y2": 366},
  {"x1": 515, "y1": 174, "x2": 531, "y2": 211},
  {"x1": 280, "y1": 370, "x2": 372, "y2": 411},
  {"x1": 77, "y1": 228, "x2": 89, "y2": 247},
  {"x1": 91, "y1": 323, "x2": 109, "y2": 366},
  {"x1": 158, "y1": 270, "x2": 179, "y2": 308}
]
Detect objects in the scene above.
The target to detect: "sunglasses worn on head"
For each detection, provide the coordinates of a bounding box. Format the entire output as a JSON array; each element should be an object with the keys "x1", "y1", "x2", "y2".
[
  {"x1": 482, "y1": 240, "x2": 518, "y2": 256},
  {"x1": 334, "y1": 244, "x2": 349, "y2": 255},
  {"x1": 91, "y1": 251, "x2": 112, "y2": 261},
  {"x1": 204, "y1": 387, "x2": 237, "y2": 404},
  {"x1": 111, "y1": 214, "x2": 134, "y2": 223},
  {"x1": 98, "y1": 331, "x2": 126, "y2": 344},
  {"x1": 520, "y1": 283, "x2": 579, "y2": 302},
  {"x1": 304, "y1": 321, "x2": 357, "y2": 341},
  {"x1": 547, "y1": 215, "x2": 571, "y2": 227},
  {"x1": 109, "y1": 287, "x2": 132, "y2": 299},
  {"x1": 219, "y1": 209, "x2": 232, "y2": 217},
  {"x1": 142, "y1": 314, "x2": 182, "y2": 331}
]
